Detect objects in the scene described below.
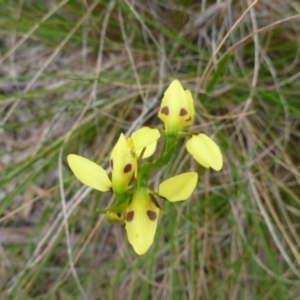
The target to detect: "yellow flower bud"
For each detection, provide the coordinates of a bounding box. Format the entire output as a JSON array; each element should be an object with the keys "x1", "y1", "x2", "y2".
[
  {"x1": 105, "y1": 201, "x2": 128, "y2": 224},
  {"x1": 158, "y1": 79, "x2": 195, "y2": 136}
]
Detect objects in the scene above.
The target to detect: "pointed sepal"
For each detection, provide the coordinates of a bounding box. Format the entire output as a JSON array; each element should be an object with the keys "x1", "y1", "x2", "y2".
[{"x1": 67, "y1": 154, "x2": 111, "y2": 192}]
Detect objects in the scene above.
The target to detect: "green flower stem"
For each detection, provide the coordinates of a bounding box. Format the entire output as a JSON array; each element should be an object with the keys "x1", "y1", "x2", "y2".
[
  {"x1": 114, "y1": 192, "x2": 128, "y2": 204},
  {"x1": 137, "y1": 134, "x2": 177, "y2": 188}
]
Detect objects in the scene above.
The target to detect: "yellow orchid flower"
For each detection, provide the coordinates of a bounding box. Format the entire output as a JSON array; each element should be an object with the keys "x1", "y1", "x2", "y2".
[
  {"x1": 110, "y1": 128, "x2": 160, "y2": 193},
  {"x1": 186, "y1": 134, "x2": 223, "y2": 171},
  {"x1": 67, "y1": 134, "x2": 136, "y2": 195},
  {"x1": 125, "y1": 172, "x2": 197, "y2": 255},
  {"x1": 158, "y1": 79, "x2": 195, "y2": 136},
  {"x1": 68, "y1": 128, "x2": 161, "y2": 195},
  {"x1": 125, "y1": 187, "x2": 160, "y2": 255},
  {"x1": 159, "y1": 172, "x2": 198, "y2": 202}
]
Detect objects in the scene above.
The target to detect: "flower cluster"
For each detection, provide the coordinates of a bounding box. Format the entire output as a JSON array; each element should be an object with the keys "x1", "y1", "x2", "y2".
[{"x1": 67, "y1": 79, "x2": 223, "y2": 255}]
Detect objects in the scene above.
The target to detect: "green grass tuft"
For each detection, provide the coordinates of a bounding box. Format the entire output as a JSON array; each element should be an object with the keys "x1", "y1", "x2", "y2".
[{"x1": 1, "y1": 0, "x2": 300, "y2": 299}]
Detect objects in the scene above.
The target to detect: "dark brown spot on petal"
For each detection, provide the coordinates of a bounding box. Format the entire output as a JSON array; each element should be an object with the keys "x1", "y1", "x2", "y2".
[
  {"x1": 147, "y1": 210, "x2": 157, "y2": 221},
  {"x1": 126, "y1": 211, "x2": 134, "y2": 222},
  {"x1": 117, "y1": 213, "x2": 121, "y2": 218},
  {"x1": 110, "y1": 159, "x2": 113, "y2": 169},
  {"x1": 123, "y1": 164, "x2": 132, "y2": 173},
  {"x1": 180, "y1": 108, "x2": 188, "y2": 116},
  {"x1": 186, "y1": 116, "x2": 191, "y2": 122},
  {"x1": 161, "y1": 106, "x2": 169, "y2": 115}
]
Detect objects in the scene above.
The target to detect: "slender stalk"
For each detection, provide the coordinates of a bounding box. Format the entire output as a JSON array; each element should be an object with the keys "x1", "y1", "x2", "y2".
[{"x1": 137, "y1": 135, "x2": 177, "y2": 188}]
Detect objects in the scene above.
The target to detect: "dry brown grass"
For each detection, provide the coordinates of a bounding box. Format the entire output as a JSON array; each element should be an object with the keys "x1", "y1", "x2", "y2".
[{"x1": 1, "y1": 0, "x2": 300, "y2": 299}]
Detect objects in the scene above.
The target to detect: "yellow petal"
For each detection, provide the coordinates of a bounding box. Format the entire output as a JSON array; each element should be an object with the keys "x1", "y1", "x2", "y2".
[
  {"x1": 183, "y1": 89, "x2": 195, "y2": 127},
  {"x1": 159, "y1": 172, "x2": 198, "y2": 202},
  {"x1": 67, "y1": 154, "x2": 111, "y2": 191},
  {"x1": 131, "y1": 127, "x2": 160, "y2": 150},
  {"x1": 158, "y1": 79, "x2": 195, "y2": 135},
  {"x1": 131, "y1": 127, "x2": 160, "y2": 158},
  {"x1": 186, "y1": 134, "x2": 223, "y2": 171},
  {"x1": 125, "y1": 188, "x2": 159, "y2": 255},
  {"x1": 110, "y1": 133, "x2": 137, "y2": 194}
]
